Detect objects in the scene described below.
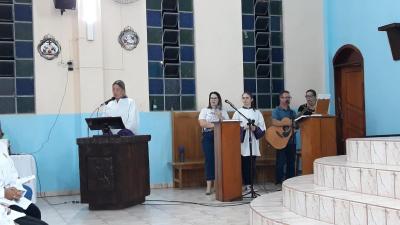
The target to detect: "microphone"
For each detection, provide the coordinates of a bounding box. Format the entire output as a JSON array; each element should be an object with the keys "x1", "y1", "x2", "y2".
[
  {"x1": 224, "y1": 99, "x2": 233, "y2": 105},
  {"x1": 101, "y1": 97, "x2": 116, "y2": 106}
]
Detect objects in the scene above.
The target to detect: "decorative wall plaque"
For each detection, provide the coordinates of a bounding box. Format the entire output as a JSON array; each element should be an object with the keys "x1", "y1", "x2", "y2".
[
  {"x1": 118, "y1": 26, "x2": 140, "y2": 51},
  {"x1": 37, "y1": 34, "x2": 61, "y2": 60}
]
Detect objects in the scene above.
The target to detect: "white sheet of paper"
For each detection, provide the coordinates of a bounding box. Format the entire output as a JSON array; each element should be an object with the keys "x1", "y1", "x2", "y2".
[
  {"x1": 8, "y1": 209, "x2": 25, "y2": 221},
  {"x1": 16, "y1": 175, "x2": 36, "y2": 185}
]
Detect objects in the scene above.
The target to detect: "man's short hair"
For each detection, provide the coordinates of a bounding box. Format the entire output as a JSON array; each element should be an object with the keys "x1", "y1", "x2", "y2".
[{"x1": 279, "y1": 90, "x2": 290, "y2": 97}]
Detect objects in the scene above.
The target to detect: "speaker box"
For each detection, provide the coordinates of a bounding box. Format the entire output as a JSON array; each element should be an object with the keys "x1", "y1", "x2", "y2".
[
  {"x1": 53, "y1": 0, "x2": 76, "y2": 12},
  {"x1": 378, "y1": 23, "x2": 400, "y2": 61}
]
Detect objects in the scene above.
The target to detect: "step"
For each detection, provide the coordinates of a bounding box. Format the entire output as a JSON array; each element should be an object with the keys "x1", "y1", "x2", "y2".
[
  {"x1": 250, "y1": 191, "x2": 333, "y2": 225},
  {"x1": 346, "y1": 137, "x2": 400, "y2": 166},
  {"x1": 314, "y1": 155, "x2": 400, "y2": 199},
  {"x1": 282, "y1": 175, "x2": 400, "y2": 225}
]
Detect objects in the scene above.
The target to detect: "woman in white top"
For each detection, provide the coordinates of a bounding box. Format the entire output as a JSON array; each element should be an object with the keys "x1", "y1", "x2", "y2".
[
  {"x1": 198, "y1": 91, "x2": 230, "y2": 195},
  {"x1": 103, "y1": 80, "x2": 140, "y2": 136},
  {"x1": 232, "y1": 92, "x2": 266, "y2": 191}
]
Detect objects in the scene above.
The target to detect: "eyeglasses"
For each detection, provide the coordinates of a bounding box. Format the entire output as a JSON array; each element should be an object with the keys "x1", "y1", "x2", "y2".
[{"x1": 305, "y1": 95, "x2": 315, "y2": 98}]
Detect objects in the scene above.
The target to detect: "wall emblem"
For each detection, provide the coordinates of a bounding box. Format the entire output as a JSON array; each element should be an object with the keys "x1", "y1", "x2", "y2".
[
  {"x1": 118, "y1": 26, "x2": 139, "y2": 51},
  {"x1": 37, "y1": 35, "x2": 61, "y2": 60}
]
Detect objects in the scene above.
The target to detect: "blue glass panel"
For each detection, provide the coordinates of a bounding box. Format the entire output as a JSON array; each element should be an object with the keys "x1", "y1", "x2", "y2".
[
  {"x1": 165, "y1": 96, "x2": 180, "y2": 110},
  {"x1": 272, "y1": 79, "x2": 284, "y2": 93},
  {"x1": 244, "y1": 79, "x2": 256, "y2": 94},
  {"x1": 16, "y1": 78, "x2": 34, "y2": 95},
  {"x1": 243, "y1": 47, "x2": 255, "y2": 62},
  {"x1": 179, "y1": 12, "x2": 193, "y2": 28},
  {"x1": 147, "y1": 10, "x2": 162, "y2": 27},
  {"x1": 14, "y1": 4, "x2": 32, "y2": 22},
  {"x1": 242, "y1": 15, "x2": 254, "y2": 30},
  {"x1": 149, "y1": 95, "x2": 164, "y2": 111},
  {"x1": 15, "y1": 41, "x2": 33, "y2": 58},
  {"x1": 0, "y1": 97, "x2": 15, "y2": 114},
  {"x1": 165, "y1": 79, "x2": 180, "y2": 94},
  {"x1": 149, "y1": 79, "x2": 164, "y2": 94},
  {"x1": 148, "y1": 61, "x2": 163, "y2": 77},
  {"x1": 271, "y1": 16, "x2": 281, "y2": 31},
  {"x1": 180, "y1": 46, "x2": 194, "y2": 61},
  {"x1": 147, "y1": 45, "x2": 162, "y2": 61},
  {"x1": 257, "y1": 79, "x2": 270, "y2": 93},
  {"x1": 272, "y1": 48, "x2": 283, "y2": 62},
  {"x1": 257, "y1": 94, "x2": 270, "y2": 109},
  {"x1": 181, "y1": 79, "x2": 195, "y2": 94}
]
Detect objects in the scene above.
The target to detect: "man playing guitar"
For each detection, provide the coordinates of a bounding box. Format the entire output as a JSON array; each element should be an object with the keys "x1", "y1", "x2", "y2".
[{"x1": 271, "y1": 90, "x2": 296, "y2": 184}]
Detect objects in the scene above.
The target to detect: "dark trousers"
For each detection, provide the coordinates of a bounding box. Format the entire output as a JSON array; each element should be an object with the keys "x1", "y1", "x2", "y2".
[
  {"x1": 201, "y1": 131, "x2": 215, "y2": 181},
  {"x1": 241, "y1": 156, "x2": 256, "y2": 185},
  {"x1": 275, "y1": 143, "x2": 296, "y2": 184},
  {"x1": 11, "y1": 203, "x2": 48, "y2": 225}
]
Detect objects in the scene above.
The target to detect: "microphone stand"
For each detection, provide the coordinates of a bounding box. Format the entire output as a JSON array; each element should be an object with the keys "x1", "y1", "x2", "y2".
[{"x1": 226, "y1": 101, "x2": 259, "y2": 198}]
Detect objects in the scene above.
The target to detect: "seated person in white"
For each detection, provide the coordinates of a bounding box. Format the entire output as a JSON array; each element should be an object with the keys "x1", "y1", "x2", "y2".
[
  {"x1": 0, "y1": 205, "x2": 15, "y2": 225},
  {"x1": 0, "y1": 142, "x2": 47, "y2": 225},
  {"x1": 103, "y1": 80, "x2": 139, "y2": 136}
]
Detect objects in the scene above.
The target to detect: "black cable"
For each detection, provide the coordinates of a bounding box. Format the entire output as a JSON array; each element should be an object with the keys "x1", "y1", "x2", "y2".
[
  {"x1": 29, "y1": 69, "x2": 70, "y2": 155},
  {"x1": 144, "y1": 199, "x2": 251, "y2": 207}
]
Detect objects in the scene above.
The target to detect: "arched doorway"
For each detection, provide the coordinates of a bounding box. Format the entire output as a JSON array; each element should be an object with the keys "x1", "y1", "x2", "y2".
[{"x1": 333, "y1": 45, "x2": 366, "y2": 155}]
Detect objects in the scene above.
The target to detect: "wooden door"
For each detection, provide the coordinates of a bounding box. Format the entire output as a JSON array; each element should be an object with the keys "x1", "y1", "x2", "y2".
[{"x1": 335, "y1": 65, "x2": 366, "y2": 154}]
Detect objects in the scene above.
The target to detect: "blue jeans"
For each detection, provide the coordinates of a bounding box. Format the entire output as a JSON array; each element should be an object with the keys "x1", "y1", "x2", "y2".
[
  {"x1": 275, "y1": 143, "x2": 296, "y2": 184},
  {"x1": 201, "y1": 132, "x2": 215, "y2": 181}
]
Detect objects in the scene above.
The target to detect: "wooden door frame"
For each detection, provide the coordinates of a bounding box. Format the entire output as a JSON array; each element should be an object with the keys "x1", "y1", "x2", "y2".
[{"x1": 333, "y1": 44, "x2": 366, "y2": 155}]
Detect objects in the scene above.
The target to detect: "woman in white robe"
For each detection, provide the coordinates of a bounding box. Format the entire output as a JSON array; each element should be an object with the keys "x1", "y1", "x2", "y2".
[
  {"x1": 103, "y1": 80, "x2": 140, "y2": 136},
  {"x1": 232, "y1": 92, "x2": 266, "y2": 191}
]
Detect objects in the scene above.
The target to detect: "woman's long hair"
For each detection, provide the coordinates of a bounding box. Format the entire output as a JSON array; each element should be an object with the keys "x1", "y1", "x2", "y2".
[
  {"x1": 242, "y1": 91, "x2": 256, "y2": 111},
  {"x1": 207, "y1": 91, "x2": 222, "y2": 109}
]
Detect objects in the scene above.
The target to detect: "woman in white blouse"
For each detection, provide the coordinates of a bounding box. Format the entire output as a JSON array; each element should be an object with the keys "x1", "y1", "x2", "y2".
[
  {"x1": 232, "y1": 92, "x2": 266, "y2": 191},
  {"x1": 103, "y1": 80, "x2": 140, "y2": 136},
  {"x1": 198, "y1": 91, "x2": 230, "y2": 195}
]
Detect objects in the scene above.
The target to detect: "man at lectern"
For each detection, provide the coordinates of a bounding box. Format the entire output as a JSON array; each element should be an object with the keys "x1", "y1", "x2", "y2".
[
  {"x1": 271, "y1": 90, "x2": 296, "y2": 184},
  {"x1": 103, "y1": 80, "x2": 140, "y2": 136}
]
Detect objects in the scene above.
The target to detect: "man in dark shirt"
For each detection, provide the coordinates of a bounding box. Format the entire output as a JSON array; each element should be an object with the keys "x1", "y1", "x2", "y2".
[
  {"x1": 297, "y1": 89, "x2": 317, "y2": 116},
  {"x1": 271, "y1": 90, "x2": 296, "y2": 184}
]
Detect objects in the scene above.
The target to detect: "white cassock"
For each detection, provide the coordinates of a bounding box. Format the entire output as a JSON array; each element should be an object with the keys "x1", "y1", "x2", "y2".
[
  {"x1": 103, "y1": 98, "x2": 140, "y2": 134},
  {"x1": 232, "y1": 108, "x2": 266, "y2": 157},
  {"x1": 0, "y1": 142, "x2": 29, "y2": 222},
  {"x1": 0, "y1": 205, "x2": 17, "y2": 225}
]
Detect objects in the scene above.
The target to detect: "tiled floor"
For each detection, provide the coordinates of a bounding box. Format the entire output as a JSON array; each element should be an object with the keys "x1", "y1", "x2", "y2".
[{"x1": 37, "y1": 184, "x2": 280, "y2": 225}]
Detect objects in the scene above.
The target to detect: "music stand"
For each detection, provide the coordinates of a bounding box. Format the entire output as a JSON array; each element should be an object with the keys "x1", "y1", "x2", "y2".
[
  {"x1": 315, "y1": 94, "x2": 330, "y2": 115},
  {"x1": 85, "y1": 117, "x2": 125, "y2": 136}
]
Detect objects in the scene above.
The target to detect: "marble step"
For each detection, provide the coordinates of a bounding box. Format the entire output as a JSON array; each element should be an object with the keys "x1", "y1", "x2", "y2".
[
  {"x1": 314, "y1": 155, "x2": 400, "y2": 199},
  {"x1": 250, "y1": 191, "x2": 333, "y2": 225},
  {"x1": 282, "y1": 175, "x2": 400, "y2": 225},
  {"x1": 346, "y1": 137, "x2": 400, "y2": 166}
]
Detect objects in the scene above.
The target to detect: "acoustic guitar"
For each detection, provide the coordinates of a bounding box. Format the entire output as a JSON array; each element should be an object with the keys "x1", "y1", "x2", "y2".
[{"x1": 265, "y1": 118, "x2": 293, "y2": 150}]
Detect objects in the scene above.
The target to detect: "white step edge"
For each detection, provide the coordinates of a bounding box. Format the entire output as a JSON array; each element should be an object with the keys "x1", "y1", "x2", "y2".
[{"x1": 283, "y1": 175, "x2": 400, "y2": 225}]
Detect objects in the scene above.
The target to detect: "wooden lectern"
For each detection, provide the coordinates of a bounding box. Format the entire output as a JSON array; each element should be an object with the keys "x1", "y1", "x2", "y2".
[
  {"x1": 77, "y1": 135, "x2": 151, "y2": 210},
  {"x1": 299, "y1": 116, "x2": 337, "y2": 174},
  {"x1": 214, "y1": 121, "x2": 242, "y2": 202}
]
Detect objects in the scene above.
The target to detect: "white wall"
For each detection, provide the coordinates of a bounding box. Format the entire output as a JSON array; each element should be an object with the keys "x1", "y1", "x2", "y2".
[
  {"x1": 33, "y1": 0, "x2": 149, "y2": 114},
  {"x1": 282, "y1": 0, "x2": 326, "y2": 109},
  {"x1": 194, "y1": 0, "x2": 244, "y2": 110},
  {"x1": 33, "y1": 0, "x2": 80, "y2": 114}
]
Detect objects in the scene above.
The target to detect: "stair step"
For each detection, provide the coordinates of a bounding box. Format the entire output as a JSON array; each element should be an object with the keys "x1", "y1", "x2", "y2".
[
  {"x1": 346, "y1": 137, "x2": 400, "y2": 166},
  {"x1": 250, "y1": 191, "x2": 333, "y2": 225},
  {"x1": 314, "y1": 155, "x2": 400, "y2": 199},
  {"x1": 283, "y1": 175, "x2": 400, "y2": 225}
]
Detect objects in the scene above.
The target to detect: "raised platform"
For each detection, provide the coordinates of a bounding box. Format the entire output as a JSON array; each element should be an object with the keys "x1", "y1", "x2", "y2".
[{"x1": 250, "y1": 137, "x2": 400, "y2": 225}]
